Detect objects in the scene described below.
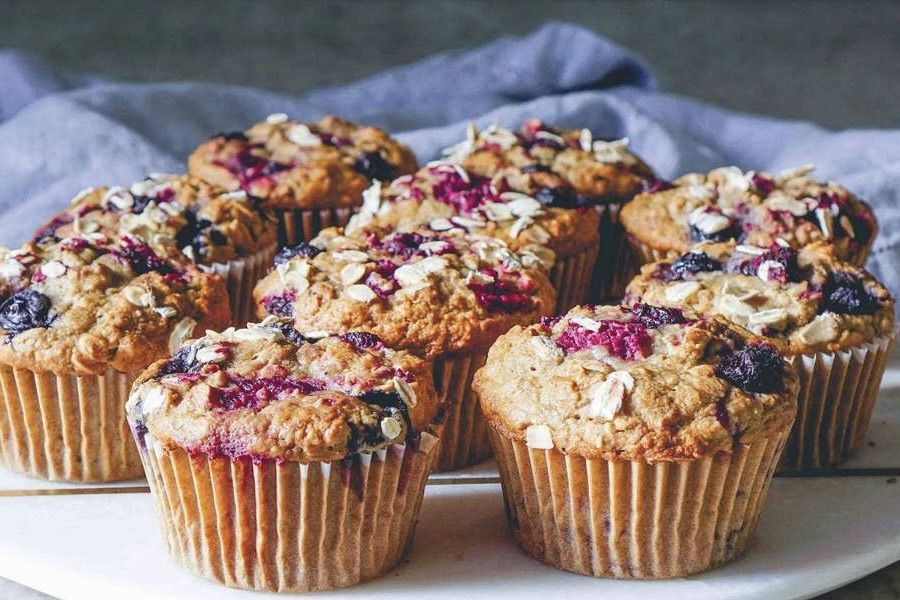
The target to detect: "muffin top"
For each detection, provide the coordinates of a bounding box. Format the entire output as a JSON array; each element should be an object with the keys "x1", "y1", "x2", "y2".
[
  {"x1": 619, "y1": 165, "x2": 877, "y2": 262},
  {"x1": 442, "y1": 119, "x2": 655, "y2": 205},
  {"x1": 187, "y1": 114, "x2": 418, "y2": 210},
  {"x1": 345, "y1": 160, "x2": 601, "y2": 259},
  {"x1": 474, "y1": 304, "x2": 799, "y2": 462},
  {"x1": 253, "y1": 226, "x2": 557, "y2": 359},
  {"x1": 625, "y1": 241, "x2": 894, "y2": 354},
  {"x1": 0, "y1": 235, "x2": 229, "y2": 375},
  {"x1": 127, "y1": 316, "x2": 440, "y2": 462},
  {"x1": 37, "y1": 174, "x2": 277, "y2": 266}
]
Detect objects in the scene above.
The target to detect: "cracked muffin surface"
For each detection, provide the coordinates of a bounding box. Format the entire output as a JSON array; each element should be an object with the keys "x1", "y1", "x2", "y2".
[
  {"x1": 127, "y1": 316, "x2": 439, "y2": 462},
  {"x1": 625, "y1": 241, "x2": 894, "y2": 355},
  {"x1": 253, "y1": 226, "x2": 556, "y2": 359},
  {"x1": 37, "y1": 174, "x2": 277, "y2": 266},
  {"x1": 473, "y1": 303, "x2": 798, "y2": 462},
  {"x1": 0, "y1": 235, "x2": 229, "y2": 375},
  {"x1": 619, "y1": 165, "x2": 877, "y2": 263},
  {"x1": 188, "y1": 114, "x2": 418, "y2": 210}
]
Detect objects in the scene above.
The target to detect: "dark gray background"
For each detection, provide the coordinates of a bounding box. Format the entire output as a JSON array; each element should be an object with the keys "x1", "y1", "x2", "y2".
[{"x1": 0, "y1": 1, "x2": 898, "y2": 598}]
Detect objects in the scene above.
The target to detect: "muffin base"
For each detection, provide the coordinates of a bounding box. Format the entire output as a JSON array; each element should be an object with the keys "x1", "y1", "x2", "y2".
[
  {"x1": 276, "y1": 207, "x2": 353, "y2": 246},
  {"x1": 0, "y1": 365, "x2": 142, "y2": 482},
  {"x1": 550, "y1": 241, "x2": 601, "y2": 313},
  {"x1": 202, "y1": 245, "x2": 278, "y2": 327},
  {"x1": 780, "y1": 333, "x2": 895, "y2": 472},
  {"x1": 490, "y1": 428, "x2": 788, "y2": 578},
  {"x1": 433, "y1": 352, "x2": 492, "y2": 472},
  {"x1": 139, "y1": 433, "x2": 438, "y2": 592}
]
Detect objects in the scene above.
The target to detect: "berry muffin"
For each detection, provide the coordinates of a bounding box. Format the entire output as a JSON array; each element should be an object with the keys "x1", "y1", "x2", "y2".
[
  {"x1": 0, "y1": 235, "x2": 229, "y2": 481},
  {"x1": 253, "y1": 226, "x2": 556, "y2": 470},
  {"x1": 625, "y1": 241, "x2": 895, "y2": 470},
  {"x1": 127, "y1": 317, "x2": 441, "y2": 591},
  {"x1": 37, "y1": 174, "x2": 277, "y2": 325},
  {"x1": 619, "y1": 165, "x2": 878, "y2": 285},
  {"x1": 345, "y1": 155, "x2": 601, "y2": 313},
  {"x1": 188, "y1": 114, "x2": 418, "y2": 245},
  {"x1": 442, "y1": 119, "x2": 656, "y2": 300},
  {"x1": 473, "y1": 304, "x2": 798, "y2": 578}
]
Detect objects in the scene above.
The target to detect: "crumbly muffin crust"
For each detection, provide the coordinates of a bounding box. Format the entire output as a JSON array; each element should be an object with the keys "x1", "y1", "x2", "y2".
[
  {"x1": 474, "y1": 304, "x2": 798, "y2": 462},
  {"x1": 0, "y1": 235, "x2": 229, "y2": 375},
  {"x1": 625, "y1": 241, "x2": 894, "y2": 355},
  {"x1": 38, "y1": 174, "x2": 277, "y2": 266},
  {"x1": 127, "y1": 316, "x2": 439, "y2": 462},
  {"x1": 253, "y1": 227, "x2": 557, "y2": 359},
  {"x1": 442, "y1": 119, "x2": 654, "y2": 205},
  {"x1": 619, "y1": 165, "x2": 877, "y2": 262},
  {"x1": 188, "y1": 115, "x2": 418, "y2": 210},
  {"x1": 345, "y1": 160, "x2": 600, "y2": 259}
]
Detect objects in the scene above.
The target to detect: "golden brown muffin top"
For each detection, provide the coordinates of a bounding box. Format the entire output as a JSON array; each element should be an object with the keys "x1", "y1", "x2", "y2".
[
  {"x1": 0, "y1": 235, "x2": 229, "y2": 375},
  {"x1": 253, "y1": 226, "x2": 557, "y2": 359},
  {"x1": 442, "y1": 119, "x2": 654, "y2": 204},
  {"x1": 38, "y1": 174, "x2": 277, "y2": 266},
  {"x1": 127, "y1": 316, "x2": 440, "y2": 462},
  {"x1": 345, "y1": 159, "x2": 601, "y2": 259},
  {"x1": 625, "y1": 241, "x2": 894, "y2": 354},
  {"x1": 187, "y1": 114, "x2": 418, "y2": 210},
  {"x1": 474, "y1": 304, "x2": 799, "y2": 462},
  {"x1": 619, "y1": 165, "x2": 877, "y2": 262}
]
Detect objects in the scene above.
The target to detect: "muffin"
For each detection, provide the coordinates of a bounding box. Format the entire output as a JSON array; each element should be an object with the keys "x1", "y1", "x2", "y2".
[
  {"x1": 345, "y1": 153, "x2": 601, "y2": 313},
  {"x1": 188, "y1": 114, "x2": 418, "y2": 245},
  {"x1": 253, "y1": 226, "x2": 556, "y2": 470},
  {"x1": 619, "y1": 165, "x2": 878, "y2": 286},
  {"x1": 473, "y1": 304, "x2": 798, "y2": 578},
  {"x1": 442, "y1": 119, "x2": 656, "y2": 300},
  {"x1": 127, "y1": 317, "x2": 441, "y2": 591},
  {"x1": 625, "y1": 241, "x2": 895, "y2": 470},
  {"x1": 0, "y1": 234, "x2": 229, "y2": 481},
  {"x1": 37, "y1": 174, "x2": 277, "y2": 325}
]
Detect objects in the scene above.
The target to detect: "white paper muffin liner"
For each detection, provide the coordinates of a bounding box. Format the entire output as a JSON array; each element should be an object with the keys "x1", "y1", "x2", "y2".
[
  {"x1": 137, "y1": 432, "x2": 439, "y2": 592},
  {"x1": 0, "y1": 365, "x2": 142, "y2": 482},
  {"x1": 490, "y1": 427, "x2": 789, "y2": 578},
  {"x1": 780, "y1": 332, "x2": 895, "y2": 471},
  {"x1": 432, "y1": 352, "x2": 492, "y2": 472},
  {"x1": 275, "y1": 207, "x2": 353, "y2": 246},
  {"x1": 202, "y1": 245, "x2": 277, "y2": 326},
  {"x1": 549, "y1": 241, "x2": 600, "y2": 313}
]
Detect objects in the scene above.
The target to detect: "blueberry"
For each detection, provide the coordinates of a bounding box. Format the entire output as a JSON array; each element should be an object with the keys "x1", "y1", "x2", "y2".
[
  {"x1": 751, "y1": 174, "x2": 775, "y2": 197},
  {"x1": 270, "y1": 321, "x2": 308, "y2": 345},
  {"x1": 533, "y1": 185, "x2": 587, "y2": 208},
  {"x1": 690, "y1": 222, "x2": 741, "y2": 243},
  {"x1": 339, "y1": 332, "x2": 383, "y2": 350},
  {"x1": 353, "y1": 151, "x2": 395, "y2": 181},
  {"x1": 715, "y1": 344, "x2": 784, "y2": 393},
  {"x1": 262, "y1": 292, "x2": 296, "y2": 317},
  {"x1": 822, "y1": 272, "x2": 878, "y2": 315},
  {"x1": 631, "y1": 303, "x2": 689, "y2": 328},
  {"x1": 737, "y1": 246, "x2": 800, "y2": 283},
  {"x1": 273, "y1": 242, "x2": 322, "y2": 265},
  {"x1": 662, "y1": 252, "x2": 721, "y2": 281},
  {"x1": 112, "y1": 239, "x2": 174, "y2": 275},
  {"x1": 157, "y1": 346, "x2": 199, "y2": 376},
  {"x1": 0, "y1": 290, "x2": 54, "y2": 333}
]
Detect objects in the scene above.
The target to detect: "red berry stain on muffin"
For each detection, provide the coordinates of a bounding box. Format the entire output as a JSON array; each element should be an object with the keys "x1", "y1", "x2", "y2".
[{"x1": 467, "y1": 268, "x2": 536, "y2": 313}]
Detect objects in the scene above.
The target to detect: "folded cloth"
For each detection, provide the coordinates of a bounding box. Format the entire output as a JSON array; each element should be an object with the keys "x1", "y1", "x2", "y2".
[{"x1": 1, "y1": 22, "x2": 899, "y2": 293}]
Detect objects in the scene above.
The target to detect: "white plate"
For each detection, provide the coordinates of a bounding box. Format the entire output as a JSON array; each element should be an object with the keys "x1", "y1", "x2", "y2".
[{"x1": 0, "y1": 351, "x2": 897, "y2": 599}]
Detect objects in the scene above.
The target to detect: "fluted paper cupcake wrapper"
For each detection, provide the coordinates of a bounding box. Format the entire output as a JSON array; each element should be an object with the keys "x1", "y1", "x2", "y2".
[
  {"x1": 432, "y1": 352, "x2": 492, "y2": 472},
  {"x1": 591, "y1": 204, "x2": 631, "y2": 302},
  {"x1": 202, "y1": 245, "x2": 278, "y2": 327},
  {"x1": 139, "y1": 433, "x2": 439, "y2": 592},
  {"x1": 780, "y1": 332, "x2": 895, "y2": 472},
  {"x1": 549, "y1": 241, "x2": 600, "y2": 313},
  {"x1": 0, "y1": 365, "x2": 142, "y2": 482},
  {"x1": 490, "y1": 428, "x2": 789, "y2": 579},
  {"x1": 275, "y1": 207, "x2": 353, "y2": 246}
]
